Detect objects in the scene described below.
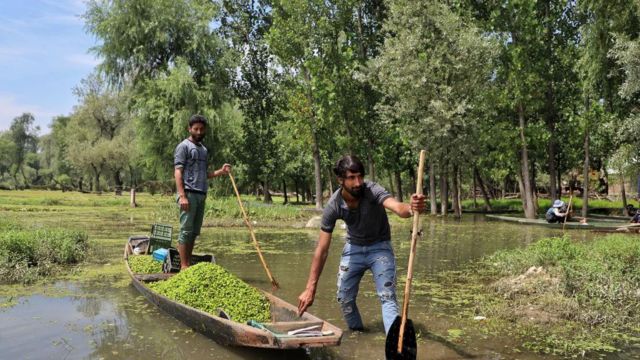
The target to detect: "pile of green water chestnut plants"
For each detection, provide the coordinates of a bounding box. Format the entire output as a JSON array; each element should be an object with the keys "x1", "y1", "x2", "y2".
[
  {"x1": 0, "y1": 227, "x2": 88, "y2": 284},
  {"x1": 128, "y1": 255, "x2": 163, "y2": 274},
  {"x1": 149, "y1": 262, "x2": 271, "y2": 323},
  {"x1": 454, "y1": 234, "x2": 640, "y2": 356}
]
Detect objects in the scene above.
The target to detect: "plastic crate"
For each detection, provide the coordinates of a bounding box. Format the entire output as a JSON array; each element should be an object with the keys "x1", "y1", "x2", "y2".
[
  {"x1": 152, "y1": 248, "x2": 169, "y2": 262},
  {"x1": 162, "y1": 248, "x2": 216, "y2": 273},
  {"x1": 149, "y1": 224, "x2": 172, "y2": 252}
]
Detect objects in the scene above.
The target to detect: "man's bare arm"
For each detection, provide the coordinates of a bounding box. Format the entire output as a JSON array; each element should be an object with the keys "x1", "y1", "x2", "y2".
[
  {"x1": 175, "y1": 167, "x2": 189, "y2": 212},
  {"x1": 383, "y1": 194, "x2": 426, "y2": 218},
  {"x1": 297, "y1": 230, "x2": 332, "y2": 315}
]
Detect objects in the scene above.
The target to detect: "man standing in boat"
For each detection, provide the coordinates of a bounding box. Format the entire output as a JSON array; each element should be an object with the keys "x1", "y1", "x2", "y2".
[
  {"x1": 297, "y1": 155, "x2": 425, "y2": 334},
  {"x1": 174, "y1": 115, "x2": 231, "y2": 270}
]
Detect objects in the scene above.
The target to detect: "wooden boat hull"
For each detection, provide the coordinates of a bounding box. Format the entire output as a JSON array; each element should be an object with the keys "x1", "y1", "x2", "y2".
[
  {"x1": 485, "y1": 214, "x2": 629, "y2": 230},
  {"x1": 124, "y1": 244, "x2": 342, "y2": 349}
]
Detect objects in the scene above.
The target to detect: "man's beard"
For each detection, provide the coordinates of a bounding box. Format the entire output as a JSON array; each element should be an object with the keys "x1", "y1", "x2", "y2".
[
  {"x1": 192, "y1": 134, "x2": 204, "y2": 143},
  {"x1": 344, "y1": 185, "x2": 364, "y2": 198}
]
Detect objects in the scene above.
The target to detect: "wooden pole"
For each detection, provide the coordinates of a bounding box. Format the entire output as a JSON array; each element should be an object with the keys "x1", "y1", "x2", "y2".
[
  {"x1": 229, "y1": 172, "x2": 280, "y2": 289},
  {"x1": 398, "y1": 150, "x2": 426, "y2": 353}
]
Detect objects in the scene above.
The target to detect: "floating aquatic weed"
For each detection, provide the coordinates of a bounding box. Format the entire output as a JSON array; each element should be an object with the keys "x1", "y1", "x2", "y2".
[
  {"x1": 127, "y1": 255, "x2": 162, "y2": 274},
  {"x1": 148, "y1": 262, "x2": 270, "y2": 323}
]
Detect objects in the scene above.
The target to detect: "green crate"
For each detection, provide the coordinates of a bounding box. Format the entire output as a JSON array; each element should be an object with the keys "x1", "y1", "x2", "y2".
[{"x1": 149, "y1": 223, "x2": 172, "y2": 252}]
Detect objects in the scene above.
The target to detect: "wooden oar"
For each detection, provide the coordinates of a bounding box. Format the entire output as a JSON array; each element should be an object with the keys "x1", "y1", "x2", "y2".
[
  {"x1": 385, "y1": 150, "x2": 425, "y2": 360},
  {"x1": 228, "y1": 172, "x2": 280, "y2": 289}
]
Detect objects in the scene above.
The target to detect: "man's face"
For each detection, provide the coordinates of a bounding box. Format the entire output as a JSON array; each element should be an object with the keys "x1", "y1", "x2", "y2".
[
  {"x1": 340, "y1": 170, "x2": 364, "y2": 198},
  {"x1": 189, "y1": 123, "x2": 206, "y2": 143}
]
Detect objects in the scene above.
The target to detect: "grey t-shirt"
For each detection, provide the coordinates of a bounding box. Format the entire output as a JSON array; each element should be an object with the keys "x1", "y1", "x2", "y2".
[
  {"x1": 321, "y1": 181, "x2": 392, "y2": 245},
  {"x1": 174, "y1": 139, "x2": 208, "y2": 193}
]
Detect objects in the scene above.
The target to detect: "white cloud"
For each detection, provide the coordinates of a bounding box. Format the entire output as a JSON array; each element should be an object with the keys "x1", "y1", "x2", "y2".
[{"x1": 0, "y1": 94, "x2": 60, "y2": 133}]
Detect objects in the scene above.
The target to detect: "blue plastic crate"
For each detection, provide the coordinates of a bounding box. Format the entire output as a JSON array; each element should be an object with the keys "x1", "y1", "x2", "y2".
[{"x1": 152, "y1": 248, "x2": 169, "y2": 263}]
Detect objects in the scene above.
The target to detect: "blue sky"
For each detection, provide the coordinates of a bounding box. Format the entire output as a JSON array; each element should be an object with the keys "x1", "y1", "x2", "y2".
[{"x1": 0, "y1": 0, "x2": 99, "y2": 134}]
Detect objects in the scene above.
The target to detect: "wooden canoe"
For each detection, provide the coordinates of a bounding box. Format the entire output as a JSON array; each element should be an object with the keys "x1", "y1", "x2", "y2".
[
  {"x1": 485, "y1": 214, "x2": 630, "y2": 230},
  {"x1": 124, "y1": 243, "x2": 343, "y2": 349}
]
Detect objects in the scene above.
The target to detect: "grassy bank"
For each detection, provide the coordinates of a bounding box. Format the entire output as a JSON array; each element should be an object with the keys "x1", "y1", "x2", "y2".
[
  {"x1": 0, "y1": 224, "x2": 88, "y2": 284},
  {"x1": 440, "y1": 234, "x2": 640, "y2": 356}
]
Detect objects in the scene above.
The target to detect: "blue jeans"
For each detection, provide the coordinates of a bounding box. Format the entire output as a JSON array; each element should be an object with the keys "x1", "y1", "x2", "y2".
[{"x1": 336, "y1": 241, "x2": 398, "y2": 334}]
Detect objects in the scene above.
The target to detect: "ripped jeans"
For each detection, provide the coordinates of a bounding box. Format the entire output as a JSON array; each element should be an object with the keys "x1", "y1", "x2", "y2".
[{"x1": 336, "y1": 240, "x2": 398, "y2": 334}]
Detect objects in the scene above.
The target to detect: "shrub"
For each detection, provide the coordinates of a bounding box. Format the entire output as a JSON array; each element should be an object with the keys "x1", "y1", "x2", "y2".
[{"x1": 0, "y1": 228, "x2": 88, "y2": 284}]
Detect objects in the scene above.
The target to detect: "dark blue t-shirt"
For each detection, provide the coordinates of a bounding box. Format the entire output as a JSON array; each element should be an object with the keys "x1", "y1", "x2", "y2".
[{"x1": 321, "y1": 181, "x2": 392, "y2": 245}]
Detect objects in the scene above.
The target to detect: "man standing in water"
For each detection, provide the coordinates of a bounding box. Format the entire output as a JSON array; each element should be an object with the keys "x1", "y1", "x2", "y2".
[
  {"x1": 297, "y1": 155, "x2": 425, "y2": 334},
  {"x1": 174, "y1": 115, "x2": 231, "y2": 269}
]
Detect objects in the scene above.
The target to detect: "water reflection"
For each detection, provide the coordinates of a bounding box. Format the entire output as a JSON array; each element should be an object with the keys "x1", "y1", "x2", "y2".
[{"x1": 2, "y1": 214, "x2": 635, "y2": 359}]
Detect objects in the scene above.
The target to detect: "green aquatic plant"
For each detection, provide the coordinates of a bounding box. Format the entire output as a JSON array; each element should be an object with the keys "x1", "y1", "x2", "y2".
[
  {"x1": 0, "y1": 228, "x2": 88, "y2": 284},
  {"x1": 148, "y1": 262, "x2": 271, "y2": 323},
  {"x1": 127, "y1": 255, "x2": 162, "y2": 274},
  {"x1": 455, "y1": 234, "x2": 640, "y2": 356}
]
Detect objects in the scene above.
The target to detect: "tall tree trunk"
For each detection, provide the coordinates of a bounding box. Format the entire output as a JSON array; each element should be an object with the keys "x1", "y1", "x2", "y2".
[
  {"x1": 621, "y1": 170, "x2": 628, "y2": 216},
  {"x1": 20, "y1": 167, "x2": 29, "y2": 188},
  {"x1": 474, "y1": 168, "x2": 493, "y2": 212},
  {"x1": 262, "y1": 180, "x2": 272, "y2": 203},
  {"x1": 304, "y1": 68, "x2": 323, "y2": 210},
  {"x1": 518, "y1": 104, "x2": 536, "y2": 219},
  {"x1": 440, "y1": 168, "x2": 448, "y2": 216},
  {"x1": 312, "y1": 131, "x2": 323, "y2": 209},
  {"x1": 367, "y1": 141, "x2": 376, "y2": 182},
  {"x1": 282, "y1": 179, "x2": 288, "y2": 205},
  {"x1": 452, "y1": 165, "x2": 461, "y2": 217},
  {"x1": 394, "y1": 170, "x2": 403, "y2": 203},
  {"x1": 532, "y1": 169, "x2": 539, "y2": 215},
  {"x1": 130, "y1": 188, "x2": 137, "y2": 208},
  {"x1": 91, "y1": 164, "x2": 101, "y2": 192},
  {"x1": 295, "y1": 179, "x2": 300, "y2": 203},
  {"x1": 114, "y1": 169, "x2": 123, "y2": 195},
  {"x1": 388, "y1": 171, "x2": 396, "y2": 198},
  {"x1": 582, "y1": 127, "x2": 590, "y2": 218},
  {"x1": 429, "y1": 160, "x2": 437, "y2": 215},
  {"x1": 472, "y1": 173, "x2": 478, "y2": 209},
  {"x1": 502, "y1": 175, "x2": 507, "y2": 199},
  {"x1": 557, "y1": 168, "x2": 562, "y2": 198},
  {"x1": 548, "y1": 139, "x2": 558, "y2": 200},
  {"x1": 327, "y1": 167, "x2": 334, "y2": 195}
]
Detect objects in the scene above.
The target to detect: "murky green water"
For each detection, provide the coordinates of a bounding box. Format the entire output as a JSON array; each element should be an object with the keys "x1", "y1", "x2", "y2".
[{"x1": 1, "y1": 210, "x2": 638, "y2": 359}]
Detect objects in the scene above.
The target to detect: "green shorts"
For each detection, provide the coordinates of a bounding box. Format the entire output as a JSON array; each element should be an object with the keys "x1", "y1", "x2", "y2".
[{"x1": 177, "y1": 191, "x2": 206, "y2": 244}]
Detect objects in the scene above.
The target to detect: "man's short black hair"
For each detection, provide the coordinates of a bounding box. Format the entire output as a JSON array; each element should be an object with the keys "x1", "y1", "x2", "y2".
[
  {"x1": 333, "y1": 155, "x2": 365, "y2": 178},
  {"x1": 189, "y1": 114, "x2": 208, "y2": 127}
]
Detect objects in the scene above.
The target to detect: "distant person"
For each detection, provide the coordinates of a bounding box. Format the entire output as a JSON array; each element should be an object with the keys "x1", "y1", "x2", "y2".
[
  {"x1": 297, "y1": 155, "x2": 425, "y2": 335},
  {"x1": 545, "y1": 200, "x2": 568, "y2": 223},
  {"x1": 174, "y1": 115, "x2": 231, "y2": 270},
  {"x1": 630, "y1": 207, "x2": 640, "y2": 223}
]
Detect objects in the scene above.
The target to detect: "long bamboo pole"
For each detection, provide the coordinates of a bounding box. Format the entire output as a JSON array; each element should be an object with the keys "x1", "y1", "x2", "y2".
[{"x1": 229, "y1": 172, "x2": 279, "y2": 289}]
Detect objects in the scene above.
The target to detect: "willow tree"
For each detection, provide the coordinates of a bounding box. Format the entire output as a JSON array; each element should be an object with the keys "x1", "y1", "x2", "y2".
[{"x1": 84, "y1": 0, "x2": 235, "y2": 179}]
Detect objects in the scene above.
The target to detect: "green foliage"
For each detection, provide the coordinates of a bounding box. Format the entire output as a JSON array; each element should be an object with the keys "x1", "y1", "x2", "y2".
[
  {"x1": 476, "y1": 234, "x2": 640, "y2": 355},
  {"x1": 148, "y1": 262, "x2": 271, "y2": 323},
  {"x1": 128, "y1": 255, "x2": 163, "y2": 274},
  {"x1": 0, "y1": 228, "x2": 88, "y2": 284}
]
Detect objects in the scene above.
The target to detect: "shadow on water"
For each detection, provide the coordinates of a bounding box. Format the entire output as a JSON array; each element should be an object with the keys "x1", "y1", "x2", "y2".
[{"x1": 2, "y1": 213, "x2": 639, "y2": 359}]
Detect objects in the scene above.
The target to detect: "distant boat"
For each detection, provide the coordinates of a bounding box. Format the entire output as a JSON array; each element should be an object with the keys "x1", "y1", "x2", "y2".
[
  {"x1": 486, "y1": 214, "x2": 634, "y2": 231},
  {"x1": 124, "y1": 242, "x2": 343, "y2": 349}
]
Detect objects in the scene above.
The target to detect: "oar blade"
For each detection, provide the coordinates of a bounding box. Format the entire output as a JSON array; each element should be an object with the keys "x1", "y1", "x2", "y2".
[{"x1": 385, "y1": 316, "x2": 417, "y2": 360}]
